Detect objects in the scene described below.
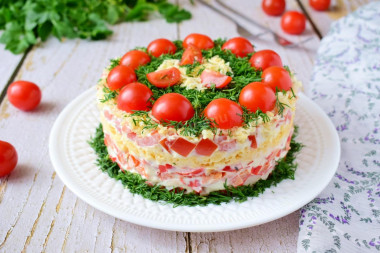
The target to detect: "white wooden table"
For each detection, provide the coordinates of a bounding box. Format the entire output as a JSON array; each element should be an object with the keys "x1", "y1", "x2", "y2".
[{"x1": 0, "y1": 1, "x2": 368, "y2": 252}]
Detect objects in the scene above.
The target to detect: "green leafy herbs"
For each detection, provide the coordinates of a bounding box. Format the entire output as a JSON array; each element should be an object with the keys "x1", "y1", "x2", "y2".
[
  {"x1": 0, "y1": 0, "x2": 191, "y2": 54},
  {"x1": 89, "y1": 124, "x2": 303, "y2": 207}
]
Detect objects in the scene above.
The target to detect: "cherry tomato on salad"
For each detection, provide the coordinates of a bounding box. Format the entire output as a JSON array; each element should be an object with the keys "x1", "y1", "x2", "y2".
[
  {"x1": 309, "y1": 0, "x2": 330, "y2": 11},
  {"x1": 204, "y1": 98, "x2": 243, "y2": 129},
  {"x1": 281, "y1": 11, "x2": 306, "y2": 35},
  {"x1": 200, "y1": 70, "x2": 232, "y2": 89},
  {"x1": 262, "y1": 0, "x2": 286, "y2": 16},
  {"x1": 7, "y1": 80, "x2": 41, "y2": 111},
  {"x1": 147, "y1": 67, "x2": 181, "y2": 88},
  {"x1": 222, "y1": 37, "x2": 254, "y2": 58},
  {"x1": 249, "y1": 50, "x2": 283, "y2": 70},
  {"x1": 0, "y1": 141, "x2": 18, "y2": 177},
  {"x1": 117, "y1": 82, "x2": 153, "y2": 113},
  {"x1": 120, "y1": 50, "x2": 151, "y2": 70},
  {"x1": 180, "y1": 44, "x2": 203, "y2": 65},
  {"x1": 147, "y1": 39, "x2": 176, "y2": 58},
  {"x1": 239, "y1": 82, "x2": 276, "y2": 113},
  {"x1": 152, "y1": 93, "x2": 194, "y2": 123},
  {"x1": 183, "y1": 33, "x2": 214, "y2": 50},
  {"x1": 107, "y1": 65, "x2": 137, "y2": 91},
  {"x1": 262, "y1": 66, "x2": 292, "y2": 92}
]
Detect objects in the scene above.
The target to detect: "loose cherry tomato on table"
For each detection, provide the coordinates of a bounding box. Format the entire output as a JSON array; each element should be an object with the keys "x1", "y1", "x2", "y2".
[
  {"x1": 152, "y1": 93, "x2": 194, "y2": 123},
  {"x1": 309, "y1": 0, "x2": 330, "y2": 11},
  {"x1": 147, "y1": 67, "x2": 181, "y2": 88},
  {"x1": 204, "y1": 98, "x2": 243, "y2": 129},
  {"x1": 107, "y1": 65, "x2": 137, "y2": 91},
  {"x1": 117, "y1": 82, "x2": 153, "y2": 113},
  {"x1": 239, "y1": 82, "x2": 276, "y2": 113},
  {"x1": 200, "y1": 70, "x2": 232, "y2": 89},
  {"x1": 147, "y1": 38, "x2": 177, "y2": 57},
  {"x1": 249, "y1": 50, "x2": 283, "y2": 70},
  {"x1": 222, "y1": 37, "x2": 254, "y2": 58},
  {"x1": 120, "y1": 50, "x2": 151, "y2": 70},
  {"x1": 262, "y1": 66, "x2": 292, "y2": 92},
  {"x1": 262, "y1": 0, "x2": 286, "y2": 16},
  {"x1": 281, "y1": 11, "x2": 306, "y2": 35},
  {"x1": 180, "y1": 44, "x2": 203, "y2": 65},
  {"x1": 183, "y1": 33, "x2": 214, "y2": 50},
  {"x1": 0, "y1": 141, "x2": 18, "y2": 177},
  {"x1": 7, "y1": 81, "x2": 41, "y2": 111}
]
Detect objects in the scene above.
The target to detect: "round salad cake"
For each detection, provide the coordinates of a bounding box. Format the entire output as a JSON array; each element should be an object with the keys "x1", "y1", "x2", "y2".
[{"x1": 96, "y1": 34, "x2": 302, "y2": 195}]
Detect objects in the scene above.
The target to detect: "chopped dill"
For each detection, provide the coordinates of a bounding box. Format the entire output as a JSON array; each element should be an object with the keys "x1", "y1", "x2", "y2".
[{"x1": 100, "y1": 85, "x2": 118, "y2": 103}]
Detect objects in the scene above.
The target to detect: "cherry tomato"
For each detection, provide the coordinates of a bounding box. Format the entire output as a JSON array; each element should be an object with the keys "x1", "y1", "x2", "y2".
[
  {"x1": 239, "y1": 82, "x2": 276, "y2": 113},
  {"x1": 281, "y1": 11, "x2": 306, "y2": 35},
  {"x1": 0, "y1": 141, "x2": 18, "y2": 177},
  {"x1": 120, "y1": 50, "x2": 151, "y2": 70},
  {"x1": 262, "y1": 0, "x2": 286, "y2": 16},
  {"x1": 152, "y1": 93, "x2": 194, "y2": 123},
  {"x1": 107, "y1": 65, "x2": 137, "y2": 91},
  {"x1": 262, "y1": 66, "x2": 292, "y2": 92},
  {"x1": 117, "y1": 82, "x2": 153, "y2": 113},
  {"x1": 147, "y1": 38, "x2": 176, "y2": 57},
  {"x1": 309, "y1": 0, "x2": 330, "y2": 11},
  {"x1": 204, "y1": 98, "x2": 243, "y2": 129},
  {"x1": 183, "y1": 33, "x2": 214, "y2": 50},
  {"x1": 180, "y1": 44, "x2": 203, "y2": 65},
  {"x1": 147, "y1": 67, "x2": 181, "y2": 88},
  {"x1": 200, "y1": 70, "x2": 232, "y2": 89},
  {"x1": 222, "y1": 37, "x2": 254, "y2": 58},
  {"x1": 249, "y1": 50, "x2": 283, "y2": 70},
  {"x1": 7, "y1": 80, "x2": 42, "y2": 111}
]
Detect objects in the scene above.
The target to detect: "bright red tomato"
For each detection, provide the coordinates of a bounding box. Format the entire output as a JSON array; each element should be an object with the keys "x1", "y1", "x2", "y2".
[
  {"x1": 262, "y1": 66, "x2": 292, "y2": 92},
  {"x1": 0, "y1": 141, "x2": 18, "y2": 177},
  {"x1": 183, "y1": 33, "x2": 214, "y2": 50},
  {"x1": 152, "y1": 93, "x2": 194, "y2": 123},
  {"x1": 147, "y1": 38, "x2": 176, "y2": 57},
  {"x1": 195, "y1": 139, "x2": 218, "y2": 156},
  {"x1": 107, "y1": 65, "x2": 137, "y2": 91},
  {"x1": 7, "y1": 80, "x2": 41, "y2": 111},
  {"x1": 281, "y1": 11, "x2": 306, "y2": 35},
  {"x1": 120, "y1": 50, "x2": 151, "y2": 70},
  {"x1": 249, "y1": 50, "x2": 283, "y2": 70},
  {"x1": 222, "y1": 37, "x2": 254, "y2": 58},
  {"x1": 147, "y1": 67, "x2": 181, "y2": 88},
  {"x1": 239, "y1": 82, "x2": 276, "y2": 113},
  {"x1": 262, "y1": 0, "x2": 286, "y2": 16},
  {"x1": 309, "y1": 0, "x2": 330, "y2": 11},
  {"x1": 180, "y1": 44, "x2": 203, "y2": 65},
  {"x1": 117, "y1": 82, "x2": 153, "y2": 113},
  {"x1": 201, "y1": 70, "x2": 232, "y2": 89},
  {"x1": 170, "y1": 137, "x2": 196, "y2": 157},
  {"x1": 204, "y1": 98, "x2": 243, "y2": 129}
]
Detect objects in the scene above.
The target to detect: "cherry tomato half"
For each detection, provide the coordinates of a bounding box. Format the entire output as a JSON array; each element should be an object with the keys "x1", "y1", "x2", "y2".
[
  {"x1": 262, "y1": 66, "x2": 292, "y2": 92},
  {"x1": 7, "y1": 80, "x2": 42, "y2": 111},
  {"x1": 239, "y1": 82, "x2": 276, "y2": 113},
  {"x1": 147, "y1": 38, "x2": 177, "y2": 58},
  {"x1": 120, "y1": 50, "x2": 151, "y2": 70},
  {"x1": 180, "y1": 44, "x2": 203, "y2": 65},
  {"x1": 249, "y1": 50, "x2": 283, "y2": 71},
  {"x1": 147, "y1": 67, "x2": 181, "y2": 88},
  {"x1": 201, "y1": 70, "x2": 232, "y2": 89},
  {"x1": 107, "y1": 65, "x2": 137, "y2": 91},
  {"x1": 117, "y1": 82, "x2": 153, "y2": 113},
  {"x1": 204, "y1": 98, "x2": 243, "y2": 129},
  {"x1": 152, "y1": 93, "x2": 194, "y2": 123},
  {"x1": 262, "y1": 0, "x2": 286, "y2": 16},
  {"x1": 222, "y1": 37, "x2": 254, "y2": 58},
  {"x1": 309, "y1": 0, "x2": 330, "y2": 11},
  {"x1": 0, "y1": 140, "x2": 18, "y2": 177},
  {"x1": 281, "y1": 11, "x2": 306, "y2": 35},
  {"x1": 183, "y1": 33, "x2": 214, "y2": 50}
]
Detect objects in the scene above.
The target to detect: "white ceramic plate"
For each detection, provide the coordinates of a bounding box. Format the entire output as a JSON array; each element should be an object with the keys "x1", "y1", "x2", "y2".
[{"x1": 49, "y1": 87, "x2": 340, "y2": 232}]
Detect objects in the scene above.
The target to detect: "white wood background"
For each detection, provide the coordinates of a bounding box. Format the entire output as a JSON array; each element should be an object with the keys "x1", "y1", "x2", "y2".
[{"x1": 0, "y1": 1, "x2": 366, "y2": 252}]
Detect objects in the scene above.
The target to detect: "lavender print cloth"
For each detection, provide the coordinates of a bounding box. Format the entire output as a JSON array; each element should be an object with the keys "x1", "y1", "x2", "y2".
[{"x1": 297, "y1": 2, "x2": 380, "y2": 252}]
